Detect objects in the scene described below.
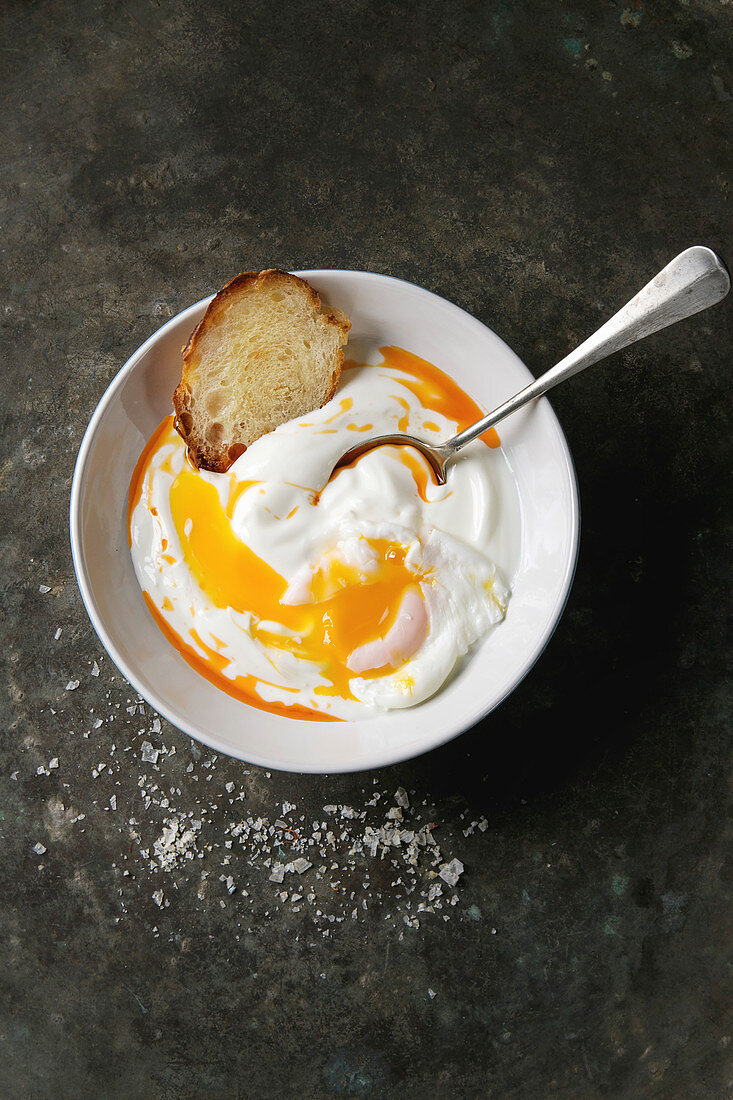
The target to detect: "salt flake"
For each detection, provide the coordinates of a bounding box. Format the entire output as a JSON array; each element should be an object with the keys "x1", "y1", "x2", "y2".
[
  {"x1": 438, "y1": 859, "x2": 464, "y2": 887},
  {"x1": 141, "y1": 741, "x2": 159, "y2": 764}
]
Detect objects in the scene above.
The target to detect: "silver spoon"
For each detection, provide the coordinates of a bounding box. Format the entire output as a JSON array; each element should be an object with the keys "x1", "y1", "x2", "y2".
[{"x1": 329, "y1": 246, "x2": 730, "y2": 486}]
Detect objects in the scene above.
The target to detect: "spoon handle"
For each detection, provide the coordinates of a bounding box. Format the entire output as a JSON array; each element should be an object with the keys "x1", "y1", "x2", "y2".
[{"x1": 447, "y1": 246, "x2": 730, "y2": 453}]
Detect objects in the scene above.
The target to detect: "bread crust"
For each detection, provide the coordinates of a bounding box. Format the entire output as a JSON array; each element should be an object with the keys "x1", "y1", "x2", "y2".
[{"x1": 172, "y1": 270, "x2": 350, "y2": 472}]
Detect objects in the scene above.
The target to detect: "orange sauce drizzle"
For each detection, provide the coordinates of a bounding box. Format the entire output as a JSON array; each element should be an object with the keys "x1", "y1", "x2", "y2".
[
  {"x1": 322, "y1": 396, "x2": 353, "y2": 423},
  {"x1": 127, "y1": 416, "x2": 175, "y2": 546},
  {"x1": 143, "y1": 593, "x2": 337, "y2": 722},
  {"x1": 226, "y1": 478, "x2": 261, "y2": 520},
  {"x1": 393, "y1": 395, "x2": 411, "y2": 432},
  {"x1": 392, "y1": 447, "x2": 433, "y2": 503},
  {"x1": 380, "y1": 345, "x2": 501, "y2": 448}
]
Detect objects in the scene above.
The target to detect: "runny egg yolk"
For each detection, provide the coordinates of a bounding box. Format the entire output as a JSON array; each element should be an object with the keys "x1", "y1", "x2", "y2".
[{"x1": 168, "y1": 470, "x2": 429, "y2": 700}]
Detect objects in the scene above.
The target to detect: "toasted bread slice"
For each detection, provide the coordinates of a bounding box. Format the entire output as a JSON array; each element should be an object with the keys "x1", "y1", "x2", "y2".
[{"x1": 173, "y1": 269, "x2": 350, "y2": 472}]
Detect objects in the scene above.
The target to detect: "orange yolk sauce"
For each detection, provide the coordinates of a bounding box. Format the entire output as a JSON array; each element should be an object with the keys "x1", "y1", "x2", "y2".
[
  {"x1": 128, "y1": 347, "x2": 501, "y2": 721},
  {"x1": 351, "y1": 345, "x2": 501, "y2": 450}
]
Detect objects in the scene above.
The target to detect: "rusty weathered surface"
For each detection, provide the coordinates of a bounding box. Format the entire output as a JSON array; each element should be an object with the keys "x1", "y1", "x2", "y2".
[{"x1": 1, "y1": 1, "x2": 731, "y2": 1096}]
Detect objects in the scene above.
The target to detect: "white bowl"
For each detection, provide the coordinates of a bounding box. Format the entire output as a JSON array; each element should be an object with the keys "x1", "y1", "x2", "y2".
[{"x1": 70, "y1": 270, "x2": 579, "y2": 773}]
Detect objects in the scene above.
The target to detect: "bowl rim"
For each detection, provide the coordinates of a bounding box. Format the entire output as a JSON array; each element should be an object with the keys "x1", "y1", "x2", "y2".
[{"x1": 69, "y1": 269, "x2": 580, "y2": 773}]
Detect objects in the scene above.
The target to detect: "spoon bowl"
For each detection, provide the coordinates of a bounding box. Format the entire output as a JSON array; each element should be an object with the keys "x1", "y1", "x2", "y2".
[{"x1": 332, "y1": 432, "x2": 451, "y2": 484}]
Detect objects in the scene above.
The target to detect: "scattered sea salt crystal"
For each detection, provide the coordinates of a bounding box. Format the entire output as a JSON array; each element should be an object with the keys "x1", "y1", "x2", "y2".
[
  {"x1": 438, "y1": 859, "x2": 464, "y2": 887},
  {"x1": 36, "y1": 704, "x2": 470, "y2": 935},
  {"x1": 39, "y1": 584, "x2": 51, "y2": 594},
  {"x1": 428, "y1": 988, "x2": 437, "y2": 999},
  {"x1": 65, "y1": 680, "x2": 80, "y2": 691},
  {"x1": 153, "y1": 818, "x2": 198, "y2": 870},
  {"x1": 91, "y1": 661, "x2": 100, "y2": 677},
  {"x1": 141, "y1": 742, "x2": 159, "y2": 764},
  {"x1": 33, "y1": 842, "x2": 46, "y2": 855},
  {"x1": 54, "y1": 628, "x2": 62, "y2": 640}
]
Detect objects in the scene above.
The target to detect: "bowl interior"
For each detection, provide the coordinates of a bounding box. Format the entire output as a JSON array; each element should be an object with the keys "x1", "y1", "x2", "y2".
[{"x1": 70, "y1": 270, "x2": 579, "y2": 772}]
